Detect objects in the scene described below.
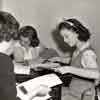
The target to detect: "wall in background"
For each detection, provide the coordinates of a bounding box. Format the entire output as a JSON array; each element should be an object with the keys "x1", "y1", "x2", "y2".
[
  {"x1": 2, "y1": 0, "x2": 100, "y2": 64},
  {"x1": 0, "y1": 0, "x2": 2, "y2": 9}
]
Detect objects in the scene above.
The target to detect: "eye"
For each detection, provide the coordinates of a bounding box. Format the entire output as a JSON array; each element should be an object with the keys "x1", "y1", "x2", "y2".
[{"x1": 64, "y1": 34, "x2": 68, "y2": 39}]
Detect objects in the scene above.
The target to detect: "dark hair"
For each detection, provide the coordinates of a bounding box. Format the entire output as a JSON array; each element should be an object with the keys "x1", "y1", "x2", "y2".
[
  {"x1": 57, "y1": 18, "x2": 91, "y2": 42},
  {"x1": 0, "y1": 11, "x2": 20, "y2": 42},
  {"x1": 18, "y1": 25, "x2": 40, "y2": 47}
]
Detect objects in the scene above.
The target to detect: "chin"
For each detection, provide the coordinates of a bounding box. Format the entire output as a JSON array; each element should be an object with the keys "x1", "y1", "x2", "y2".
[
  {"x1": 69, "y1": 43, "x2": 73, "y2": 47},
  {"x1": 70, "y1": 43, "x2": 75, "y2": 47}
]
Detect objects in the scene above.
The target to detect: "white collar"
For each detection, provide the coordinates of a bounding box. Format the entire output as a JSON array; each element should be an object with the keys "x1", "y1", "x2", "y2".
[{"x1": 0, "y1": 41, "x2": 12, "y2": 54}]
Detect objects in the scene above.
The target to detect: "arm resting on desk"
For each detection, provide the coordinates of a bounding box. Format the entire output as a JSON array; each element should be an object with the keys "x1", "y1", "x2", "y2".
[{"x1": 54, "y1": 66, "x2": 100, "y2": 79}]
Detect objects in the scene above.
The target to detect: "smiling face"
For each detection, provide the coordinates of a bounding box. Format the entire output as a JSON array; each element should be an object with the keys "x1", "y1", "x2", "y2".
[
  {"x1": 60, "y1": 28, "x2": 78, "y2": 47},
  {"x1": 20, "y1": 36, "x2": 31, "y2": 48}
]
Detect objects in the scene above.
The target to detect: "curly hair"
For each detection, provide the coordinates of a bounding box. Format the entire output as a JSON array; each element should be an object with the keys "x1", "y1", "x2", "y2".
[
  {"x1": 18, "y1": 25, "x2": 40, "y2": 47},
  {"x1": 57, "y1": 18, "x2": 91, "y2": 42},
  {"x1": 0, "y1": 11, "x2": 20, "y2": 42}
]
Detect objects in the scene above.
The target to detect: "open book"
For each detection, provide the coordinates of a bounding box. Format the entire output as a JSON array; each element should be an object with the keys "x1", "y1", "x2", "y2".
[
  {"x1": 14, "y1": 63, "x2": 30, "y2": 75},
  {"x1": 16, "y1": 73, "x2": 62, "y2": 100}
]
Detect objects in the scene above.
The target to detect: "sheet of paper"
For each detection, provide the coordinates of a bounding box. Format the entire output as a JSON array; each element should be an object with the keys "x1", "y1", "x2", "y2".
[
  {"x1": 14, "y1": 63, "x2": 30, "y2": 75},
  {"x1": 17, "y1": 73, "x2": 62, "y2": 90}
]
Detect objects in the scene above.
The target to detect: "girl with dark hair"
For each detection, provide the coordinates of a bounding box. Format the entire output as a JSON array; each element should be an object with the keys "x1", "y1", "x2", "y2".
[
  {"x1": 13, "y1": 25, "x2": 45, "y2": 65},
  {"x1": 53, "y1": 18, "x2": 99, "y2": 100},
  {"x1": 18, "y1": 25, "x2": 40, "y2": 47}
]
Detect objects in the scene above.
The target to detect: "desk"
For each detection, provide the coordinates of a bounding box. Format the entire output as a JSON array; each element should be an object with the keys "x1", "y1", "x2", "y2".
[{"x1": 14, "y1": 62, "x2": 62, "y2": 100}]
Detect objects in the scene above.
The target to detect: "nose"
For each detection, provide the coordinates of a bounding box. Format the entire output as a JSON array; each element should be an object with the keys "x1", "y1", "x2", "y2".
[{"x1": 64, "y1": 37, "x2": 68, "y2": 43}]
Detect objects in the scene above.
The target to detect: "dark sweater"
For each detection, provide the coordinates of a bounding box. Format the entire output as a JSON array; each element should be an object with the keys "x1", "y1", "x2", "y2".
[{"x1": 0, "y1": 53, "x2": 17, "y2": 100}]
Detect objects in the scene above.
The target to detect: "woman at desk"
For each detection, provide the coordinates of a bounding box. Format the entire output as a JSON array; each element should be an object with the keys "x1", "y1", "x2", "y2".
[
  {"x1": 54, "y1": 18, "x2": 99, "y2": 100},
  {"x1": 13, "y1": 25, "x2": 45, "y2": 65},
  {"x1": 13, "y1": 25, "x2": 48, "y2": 82}
]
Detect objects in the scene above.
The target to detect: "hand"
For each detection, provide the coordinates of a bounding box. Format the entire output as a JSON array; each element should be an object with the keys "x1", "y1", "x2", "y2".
[
  {"x1": 49, "y1": 57, "x2": 61, "y2": 62},
  {"x1": 52, "y1": 67, "x2": 62, "y2": 73},
  {"x1": 33, "y1": 67, "x2": 44, "y2": 71},
  {"x1": 29, "y1": 57, "x2": 46, "y2": 65},
  {"x1": 95, "y1": 79, "x2": 100, "y2": 87},
  {"x1": 23, "y1": 85, "x2": 51, "y2": 100},
  {"x1": 52, "y1": 66, "x2": 71, "y2": 74},
  {"x1": 49, "y1": 56, "x2": 71, "y2": 64},
  {"x1": 35, "y1": 85, "x2": 51, "y2": 97},
  {"x1": 23, "y1": 60, "x2": 29, "y2": 66}
]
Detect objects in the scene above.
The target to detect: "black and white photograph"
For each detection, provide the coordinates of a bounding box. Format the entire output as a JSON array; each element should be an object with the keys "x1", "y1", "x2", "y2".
[{"x1": 0, "y1": 0, "x2": 100, "y2": 100}]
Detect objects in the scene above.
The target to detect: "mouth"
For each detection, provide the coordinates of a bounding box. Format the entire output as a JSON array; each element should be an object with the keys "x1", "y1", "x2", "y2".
[{"x1": 68, "y1": 42, "x2": 73, "y2": 47}]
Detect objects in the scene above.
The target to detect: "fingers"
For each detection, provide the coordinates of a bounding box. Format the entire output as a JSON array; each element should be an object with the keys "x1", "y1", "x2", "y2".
[
  {"x1": 52, "y1": 68, "x2": 61, "y2": 73},
  {"x1": 35, "y1": 85, "x2": 51, "y2": 97}
]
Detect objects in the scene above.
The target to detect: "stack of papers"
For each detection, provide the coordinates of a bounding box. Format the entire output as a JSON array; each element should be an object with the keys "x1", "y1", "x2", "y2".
[{"x1": 17, "y1": 73, "x2": 62, "y2": 100}]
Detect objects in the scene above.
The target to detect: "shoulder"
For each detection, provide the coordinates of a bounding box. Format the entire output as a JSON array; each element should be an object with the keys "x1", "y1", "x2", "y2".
[
  {"x1": 0, "y1": 53, "x2": 12, "y2": 61},
  {"x1": 82, "y1": 49, "x2": 96, "y2": 57}
]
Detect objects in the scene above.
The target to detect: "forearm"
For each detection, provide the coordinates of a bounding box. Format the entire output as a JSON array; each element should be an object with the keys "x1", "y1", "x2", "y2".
[
  {"x1": 69, "y1": 67, "x2": 99, "y2": 79},
  {"x1": 49, "y1": 56, "x2": 71, "y2": 64},
  {"x1": 56, "y1": 66, "x2": 99, "y2": 79}
]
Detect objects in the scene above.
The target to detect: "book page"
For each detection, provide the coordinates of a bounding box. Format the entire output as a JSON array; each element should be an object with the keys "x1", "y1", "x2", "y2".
[
  {"x1": 14, "y1": 63, "x2": 30, "y2": 74},
  {"x1": 17, "y1": 73, "x2": 62, "y2": 90}
]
